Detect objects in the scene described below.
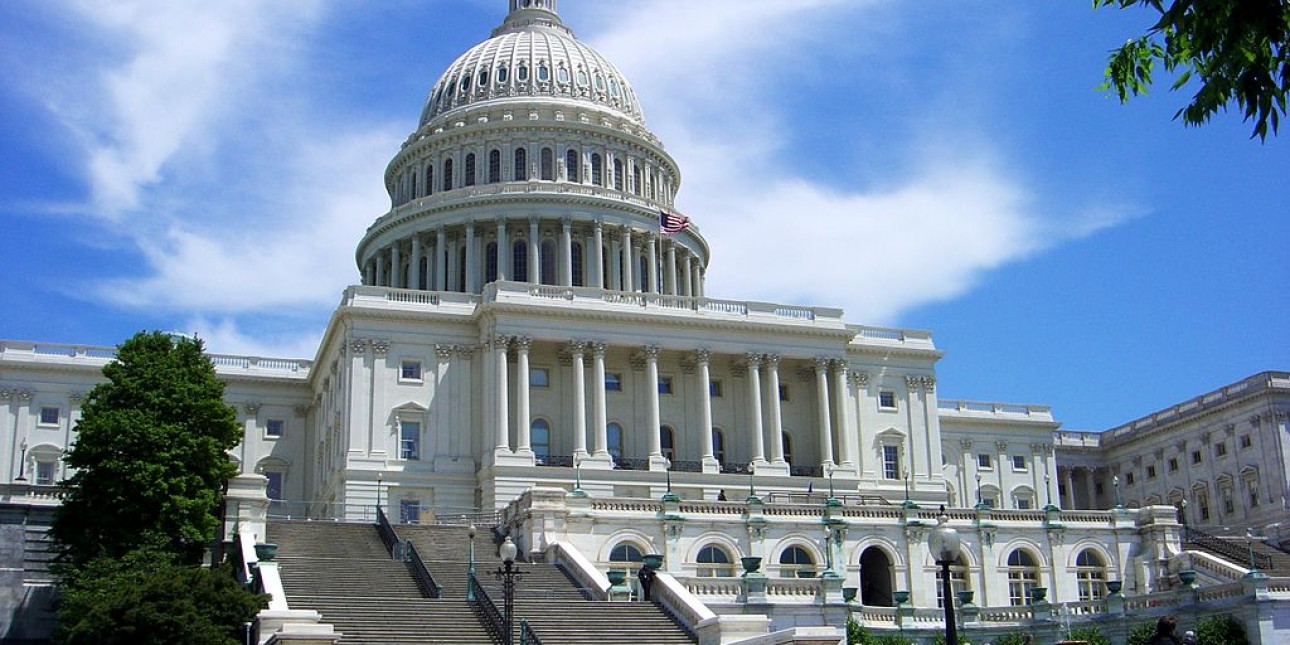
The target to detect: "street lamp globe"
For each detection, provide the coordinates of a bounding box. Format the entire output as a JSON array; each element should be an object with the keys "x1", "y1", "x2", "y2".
[
  {"x1": 927, "y1": 508, "x2": 961, "y2": 645},
  {"x1": 500, "y1": 535, "x2": 518, "y2": 563}
]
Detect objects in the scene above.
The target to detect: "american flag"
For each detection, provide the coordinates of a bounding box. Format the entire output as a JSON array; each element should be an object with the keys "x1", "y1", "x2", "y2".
[{"x1": 659, "y1": 210, "x2": 690, "y2": 235}]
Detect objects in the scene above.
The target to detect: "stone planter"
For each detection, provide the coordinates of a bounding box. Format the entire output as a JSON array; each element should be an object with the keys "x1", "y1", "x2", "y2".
[
  {"x1": 741, "y1": 556, "x2": 762, "y2": 575},
  {"x1": 607, "y1": 570, "x2": 627, "y2": 586},
  {"x1": 1106, "y1": 580, "x2": 1123, "y2": 594},
  {"x1": 1028, "y1": 586, "x2": 1047, "y2": 603},
  {"x1": 642, "y1": 554, "x2": 664, "y2": 570},
  {"x1": 892, "y1": 590, "x2": 910, "y2": 605},
  {"x1": 254, "y1": 543, "x2": 278, "y2": 561},
  {"x1": 1178, "y1": 569, "x2": 1197, "y2": 586},
  {"x1": 956, "y1": 590, "x2": 975, "y2": 606},
  {"x1": 843, "y1": 587, "x2": 858, "y2": 603}
]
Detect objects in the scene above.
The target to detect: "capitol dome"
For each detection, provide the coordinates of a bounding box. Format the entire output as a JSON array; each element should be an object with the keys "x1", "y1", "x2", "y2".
[{"x1": 419, "y1": 0, "x2": 645, "y2": 128}]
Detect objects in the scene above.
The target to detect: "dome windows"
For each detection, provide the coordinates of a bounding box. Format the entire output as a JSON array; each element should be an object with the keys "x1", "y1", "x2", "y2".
[
  {"x1": 477, "y1": 69, "x2": 489, "y2": 87},
  {"x1": 517, "y1": 64, "x2": 530, "y2": 82},
  {"x1": 464, "y1": 153, "x2": 477, "y2": 187},
  {"x1": 594, "y1": 74, "x2": 606, "y2": 92},
  {"x1": 537, "y1": 63, "x2": 550, "y2": 82},
  {"x1": 576, "y1": 70, "x2": 588, "y2": 87},
  {"x1": 514, "y1": 147, "x2": 528, "y2": 181},
  {"x1": 557, "y1": 66, "x2": 570, "y2": 84},
  {"x1": 566, "y1": 149, "x2": 580, "y2": 183},
  {"x1": 488, "y1": 150, "x2": 501, "y2": 184},
  {"x1": 609, "y1": 79, "x2": 620, "y2": 97},
  {"x1": 459, "y1": 75, "x2": 471, "y2": 93},
  {"x1": 497, "y1": 65, "x2": 509, "y2": 83},
  {"x1": 540, "y1": 147, "x2": 554, "y2": 181}
]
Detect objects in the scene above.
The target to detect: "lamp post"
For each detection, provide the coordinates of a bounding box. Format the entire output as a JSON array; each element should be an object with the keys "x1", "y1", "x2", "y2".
[
  {"x1": 974, "y1": 473, "x2": 983, "y2": 508},
  {"x1": 1247, "y1": 528, "x2": 1258, "y2": 573},
  {"x1": 13, "y1": 440, "x2": 28, "y2": 482},
  {"x1": 1112, "y1": 474, "x2": 1123, "y2": 509},
  {"x1": 467, "y1": 524, "x2": 477, "y2": 601},
  {"x1": 928, "y1": 507, "x2": 961, "y2": 645},
  {"x1": 376, "y1": 472, "x2": 383, "y2": 518},
  {"x1": 495, "y1": 536, "x2": 523, "y2": 645}
]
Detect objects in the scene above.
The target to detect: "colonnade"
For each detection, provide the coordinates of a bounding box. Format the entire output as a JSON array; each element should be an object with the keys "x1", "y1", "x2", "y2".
[{"x1": 362, "y1": 217, "x2": 705, "y2": 297}]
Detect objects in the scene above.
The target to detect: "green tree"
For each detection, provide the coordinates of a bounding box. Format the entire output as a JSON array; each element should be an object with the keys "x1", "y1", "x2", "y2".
[
  {"x1": 1069, "y1": 625, "x2": 1111, "y2": 645},
  {"x1": 1094, "y1": 0, "x2": 1290, "y2": 139},
  {"x1": 1196, "y1": 613, "x2": 1248, "y2": 645},
  {"x1": 56, "y1": 548, "x2": 265, "y2": 645},
  {"x1": 49, "y1": 331, "x2": 241, "y2": 568},
  {"x1": 1127, "y1": 620, "x2": 1157, "y2": 645}
]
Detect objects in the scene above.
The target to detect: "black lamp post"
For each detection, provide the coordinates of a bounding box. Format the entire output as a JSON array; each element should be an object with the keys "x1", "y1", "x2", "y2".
[
  {"x1": 495, "y1": 536, "x2": 523, "y2": 645},
  {"x1": 376, "y1": 473, "x2": 383, "y2": 517},
  {"x1": 467, "y1": 524, "x2": 477, "y2": 601},
  {"x1": 928, "y1": 507, "x2": 961, "y2": 645},
  {"x1": 13, "y1": 441, "x2": 28, "y2": 482}
]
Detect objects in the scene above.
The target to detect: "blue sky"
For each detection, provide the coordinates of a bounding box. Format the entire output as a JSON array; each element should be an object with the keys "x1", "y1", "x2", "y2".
[{"x1": 0, "y1": 1, "x2": 1285, "y2": 431}]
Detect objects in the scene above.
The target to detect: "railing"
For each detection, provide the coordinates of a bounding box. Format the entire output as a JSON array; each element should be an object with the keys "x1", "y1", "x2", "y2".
[
  {"x1": 404, "y1": 540, "x2": 444, "y2": 599},
  {"x1": 789, "y1": 465, "x2": 824, "y2": 477},
  {"x1": 376, "y1": 507, "x2": 398, "y2": 555},
  {"x1": 1184, "y1": 527, "x2": 1272, "y2": 570},
  {"x1": 520, "y1": 619, "x2": 542, "y2": 645},
  {"x1": 671, "y1": 460, "x2": 703, "y2": 473},
  {"x1": 471, "y1": 575, "x2": 506, "y2": 644},
  {"x1": 614, "y1": 457, "x2": 650, "y2": 471}
]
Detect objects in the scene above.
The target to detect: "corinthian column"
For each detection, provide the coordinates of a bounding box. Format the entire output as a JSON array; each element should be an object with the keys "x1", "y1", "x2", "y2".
[
  {"x1": 569, "y1": 342, "x2": 588, "y2": 459},
  {"x1": 746, "y1": 353, "x2": 767, "y2": 464},
  {"x1": 494, "y1": 335, "x2": 511, "y2": 452},
  {"x1": 815, "y1": 358, "x2": 834, "y2": 468},
  {"x1": 696, "y1": 350, "x2": 715, "y2": 462},
  {"x1": 591, "y1": 342, "x2": 608, "y2": 458},
  {"x1": 514, "y1": 337, "x2": 532, "y2": 454},
  {"x1": 833, "y1": 360, "x2": 853, "y2": 468},
  {"x1": 645, "y1": 346, "x2": 664, "y2": 465},
  {"x1": 765, "y1": 355, "x2": 784, "y2": 465}
]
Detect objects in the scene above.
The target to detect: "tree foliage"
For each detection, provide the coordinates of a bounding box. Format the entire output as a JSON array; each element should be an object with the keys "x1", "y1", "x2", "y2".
[
  {"x1": 1095, "y1": 0, "x2": 1290, "y2": 139},
  {"x1": 49, "y1": 331, "x2": 241, "y2": 568},
  {"x1": 1127, "y1": 620, "x2": 1159, "y2": 645},
  {"x1": 1069, "y1": 625, "x2": 1111, "y2": 645},
  {"x1": 1196, "y1": 613, "x2": 1248, "y2": 645},
  {"x1": 56, "y1": 549, "x2": 265, "y2": 645}
]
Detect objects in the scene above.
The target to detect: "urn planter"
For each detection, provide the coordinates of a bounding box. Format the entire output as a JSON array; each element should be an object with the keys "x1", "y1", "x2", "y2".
[
  {"x1": 254, "y1": 543, "x2": 278, "y2": 561},
  {"x1": 1028, "y1": 586, "x2": 1048, "y2": 603},
  {"x1": 892, "y1": 590, "x2": 910, "y2": 605},
  {"x1": 956, "y1": 590, "x2": 975, "y2": 606},
  {"x1": 741, "y1": 556, "x2": 763, "y2": 575},
  {"x1": 842, "y1": 587, "x2": 858, "y2": 602},
  {"x1": 607, "y1": 570, "x2": 627, "y2": 586},
  {"x1": 642, "y1": 554, "x2": 664, "y2": 570},
  {"x1": 1178, "y1": 569, "x2": 1197, "y2": 586},
  {"x1": 1106, "y1": 580, "x2": 1123, "y2": 594}
]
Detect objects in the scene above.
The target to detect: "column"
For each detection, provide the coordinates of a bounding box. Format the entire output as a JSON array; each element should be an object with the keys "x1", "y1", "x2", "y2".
[
  {"x1": 645, "y1": 234, "x2": 658, "y2": 293},
  {"x1": 528, "y1": 218, "x2": 540, "y2": 283},
  {"x1": 496, "y1": 219, "x2": 508, "y2": 282},
  {"x1": 561, "y1": 218, "x2": 573, "y2": 286},
  {"x1": 465, "y1": 224, "x2": 477, "y2": 292},
  {"x1": 515, "y1": 337, "x2": 532, "y2": 454},
  {"x1": 681, "y1": 256, "x2": 693, "y2": 297},
  {"x1": 375, "y1": 253, "x2": 386, "y2": 287},
  {"x1": 592, "y1": 221, "x2": 605, "y2": 289},
  {"x1": 665, "y1": 241, "x2": 677, "y2": 295},
  {"x1": 1064, "y1": 467, "x2": 1076, "y2": 510},
  {"x1": 390, "y1": 244, "x2": 401, "y2": 288},
  {"x1": 591, "y1": 342, "x2": 608, "y2": 457},
  {"x1": 815, "y1": 358, "x2": 834, "y2": 468},
  {"x1": 494, "y1": 335, "x2": 510, "y2": 452},
  {"x1": 746, "y1": 353, "x2": 767, "y2": 464},
  {"x1": 621, "y1": 227, "x2": 634, "y2": 292},
  {"x1": 569, "y1": 342, "x2": 588, "y2": 458},
  {"x1": 696, "y1": 350, "x2": 715, "y2": 461},
  {"x1": 1084, "y1": 468, "x2": 1098, "y2": 510},
  {"x1": 765, "y1": 355, "x2": 784, "y2": 465},
  {"x1": 833, "y1": 361, "x2": 853, "y2": 468},
  {"x1": 409, "y1": 236, "x2": 422, "y2": 290},
  {"x1": 645, "y1": 346, "x2": 662, "y2": 459},
  {"x1": 435, "y1": 228, "x2": 447, "y2": 291},
  {"x1": 694, "y1": 264, "x2": 704, "y2": 298}
]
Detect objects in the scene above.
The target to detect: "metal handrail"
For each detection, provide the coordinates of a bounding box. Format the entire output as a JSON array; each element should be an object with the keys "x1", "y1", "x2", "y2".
[
  {"x1": 375, "y1": 507, "x2": 398, "y2": 556},
  {"x1": 1185, "y1": 526, "x2": 1273, "y2": 570},
  {"x1": 404, "y1": 540, "x2": 444, "y2": 598},
  {"x1": 520, "y1": 618, "x2": 543, "y2": 645},
  {"x1": 471, "y1": 575, "x2": 506, "y2": 643}
]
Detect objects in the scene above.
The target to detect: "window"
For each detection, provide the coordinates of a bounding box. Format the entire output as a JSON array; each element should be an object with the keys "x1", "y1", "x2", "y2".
[
  {"x1": 605, "y1": 373, "x2": 623, "y2": 391},
  {"x1": 607, "y1": 423, "x2": 624, "y2": 460},
  {"x1": 981, "y1": 494, "x2": 998, "y2": 509},
  {"x1": 1075, "y1": 550, "x2": 1107, "y2": 602},
  {"x1": 1222, "y1": 487, "x2": 1235, "y2": 515},
  {"x1": 497, "y1": 66, "x2": 509, "y2": 83},
  {"x1": 537, "y1": 63, "x2": 549, "y2": 82},
  {"x1": 425, "y1": 165, "x2": 434, "y2": 196},
  {"x1": 878, "y1": 391, "x2": 897, "y2": 410},
  {"x1": 935, "y1": 555, "x2": 969, "y2": 609},
  {"x1": 265, "y1": 471, "x2": 284, "y2": 501},
  {"x1": 632, "y1": 166, "x2": 642, "y2": 195},
  {"x1": 39, "y1": 406, "x2": 59, "y2": 426},
  {"x1": 517, "y1": 64, "x2": 529, "y2": 82},
  {"x1": 1016, "y1": 497, "x2": 1033, "y2": 510},
  {"x1": 1240, "y1": 434, "x2": 1252, "y2": 449},
  {"x1": 658, "y1": 376, "x2": 673, "y2": 394},
  {"x1": 661, "y1": 426, "x2": 675, "y2": 461},
  {"x1": 1007, "y1": 550, "x2": 1040, "y2": 606},
  {"x1": 1248, "y1": 479, "x2": 1261, "y2": 507},
  {"x1": 464, "y1": 153, "x2": 477, "y2": 186},
  {"x1": 477, "y1": 69, "x2": 488, "y2": 86},
  {"x1": 779, "y1": 546, "x2": 816, "y2": 578},
  {"x1": 514, "y1": 147, "x2": 528, "y2": 181},
  {"x1": 782, "y1": 433, "x2": 794, "y2": 467},
  {"x1": 571, "y1": 242, "x2": 584, "y2": 286},
  {"x1": 530, "y1": 367, "x2": 550, "y2": 388},
  {"x1": 1196, "y1": 491, "x2": 1211, "y2": 521},
  {"x1": 399, "y1": 499, "x2": 421, "y2": 524},
  {"x1": 566, "y1": 149, "x2": 580, "y2": 183},
  {"x1": 712, "y1": 429, "x2": 726, "y2": 463},
  {"x1": 1215, "y1": 442, "x2": 1227, "y2": 457},
  {"x1": 513, "y1": 240, "x2": 528, "y2": 282},
  {"x1": 1147, "y1": 465, "x2": 1157, "y2": 479},
  {"x1": 709, "y1": 380, "x2": 723, "y2": 397},
  {"x1": 400, "y1": 421, "x2": 421, "y2": 460},
  {"x1": 442, "y1": 159, "x2": 453, "y2": 192},
  {"x1": 977, "y1": 454, "x2": 993, "y2": 470},
  {"x1": 779, "y1": 384, "x2": 790, "y2": 402},
  {"x1": 531, "y1": 419, "x2": 550, "y2": 461},
  {"x1": 265, "y1": 419, "x2": 285, "y2": 439},
  {"x1": 591, "y1": 153, "x2": 603, "y2": 186},
  {"x1": 609, "y1": 543, "x2": 644, "y2": 577},
  {"x1": 556, "y1": 66, "x2": 570, "y2": 84},
  {"x1": 489, "y1": 149, "x2": 501, "y2": 183},
  {"x1": 485, "y1": 241, "x2": 499, "y2": 283},
  {"x1": 540, "y1": 240, "x2": 556, "y2": 284},
  {"x1": 35, "y1": 460, "x2": 56, "y2": 486},
  {"x1": 1125, "y1": 472, "x2": 1135, "y2": 486},
  {"x1": 400, "y1": 359, "x2": 423, "y2": 381},
  {"x1": 541, "y1": 147, "x2": 554, "y2": 181},
  {"x1": 1012, "y1": 455, "x2": 1027, "y2": 471},
  {"x1": 697, "y1": 544, "x2": 736, "y2": 577},
  {"x1": 883, "y1": 445, "x2": 900, "y2": 480},
  {"x1": 1169, "y1": 457, "x2": 1179, "y2": 472},
  {"x1": 613, "y1": 158, "x2": 624, "y2": 190},
  {"x1": 1191, "y1": 450, "x2": 1203, "y2": 465}
]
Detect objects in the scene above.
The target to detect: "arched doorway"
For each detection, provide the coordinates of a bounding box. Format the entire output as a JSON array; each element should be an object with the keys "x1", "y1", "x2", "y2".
[{"x1": 859, "y1": 546, "x2": 894, "y2": 606}]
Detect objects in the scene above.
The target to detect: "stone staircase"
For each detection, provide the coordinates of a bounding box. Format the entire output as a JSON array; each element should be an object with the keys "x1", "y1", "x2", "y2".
[
  {"x1": 268, "y1": 520, "x2": 494, "y2": 645},
  {"x1": 1184, "y1": 527, "x2": 1290, "y2": 576},
  {"x1": 397, "y1": 524, "x2": 697, "y2": 644}
]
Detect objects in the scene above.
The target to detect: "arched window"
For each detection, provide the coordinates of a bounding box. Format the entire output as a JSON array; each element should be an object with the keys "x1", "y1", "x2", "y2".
[
  {"x1": 613, "y1": 158, "x2": 624, "y2": 190},
  {"x1": 779, "y1": 546, "x2": 816, "y2": 578},
  {"x1": 517, "y1": 64, "x2": 529, "y2": 82},
  {"x1": 591, "y1": 153, "x2": 603, "y2": 186},
  {"x1": 464, "y1": 153, "x2": 476, "y2": 187},
  {"x1": 442, "y1": 159, "x2": 454, "y2": 192},
  {"x1": 660, "y1": 426, "x2": 675, "y2": 461},
  {"x1": 537, "y1": 63, "x2": 550, "y2": 82},
  {"x1": 512, "y1": 240, "x2": 528, "y2": 283},
  {"x1": 712, "y1": 429, "x2": 726, "y2": 464},
  {"x1": 497, "y1": 66, "x2": 509, "y2": 83},
  {"x1": 425, "y1": 166, "x2": 434, "y2": 196},
  {"x1": 485, "y1": 242, "x2": 499, "y2": 283},
  {"x1": 571, "y1": 242, "x2": 584, "y2": 287},
  {"x1": 477, "y1": 69, "x2": 488, "y2": 87},
  {"x1": 540, "y1": 240, "x2": 556, "y2": 285},
  {"x1": 457, "y1": 246, "x2": 467, "y2": 292},
  {"x1": 540, "y1": 147, "x2": 554, "y2": 181},
  {"x1": 935, "y1": 554, "x2": 970, "y2": 609},
  {"x1": 489, "y1": 149, "x2": 501, "y2": 183},
  {"x1": 1075, "y1": 550, "x2": 1108, "y2": 602},
  {"x1": 696, "y1": 544, "x2": 735, "y2": 577},
  {"x1": 607, "y1": 423, "x2": 624, "y2": 461},
  {"x1": 514, "y1": 148, "x2": 528, "y2": 181},
  {"x1": 1006, "y1": 550, "x2": 1041, "y2": 606},
  {"x1": 609, "y1": 542, "x2": 644, "y2": 577},
  {"x1": 410, "y1": 173, "x2": 417, "y2": 199},
  {"x1": 632, "y1": 166, "x2": 642, "y2": 196},
  {"x1": 531, "y1": 419, "x2": 551, "y2": 462},
  {"x1": 566, "y1": 149, "x2": 580, "y2": 183}
]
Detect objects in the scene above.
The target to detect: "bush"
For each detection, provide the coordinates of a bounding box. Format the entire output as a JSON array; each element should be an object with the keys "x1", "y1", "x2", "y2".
[
  {"x1": 1068, "y1": 625, "x2": 1110, "y2": 645},
  {"x1": 845, "y1": 620, "x2": 913, "y2": 645},
  {"x1": 1196, "y1": 614, "x2": 1247, "y2": 645},
  {"x1": 1127, "y1": 621, "x2": 1158, "y2": 645},
  {"x1": 991, "y1": 632, "x2": 1031, "y2": 645}
]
